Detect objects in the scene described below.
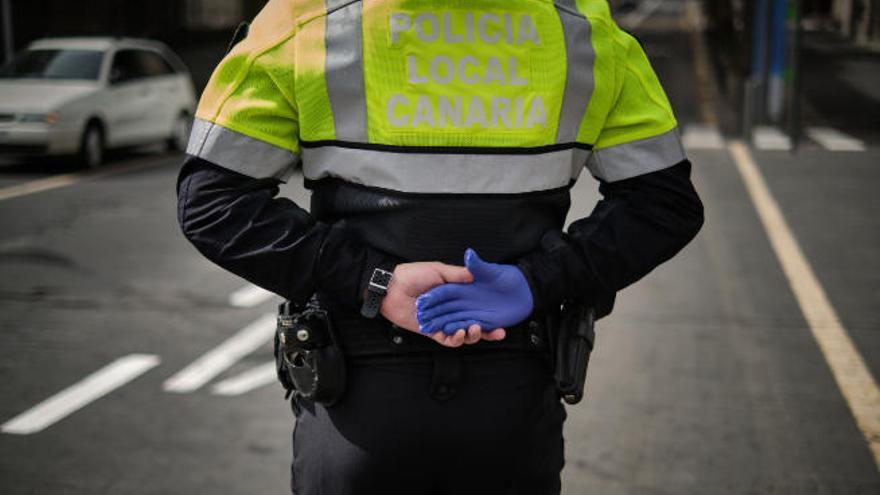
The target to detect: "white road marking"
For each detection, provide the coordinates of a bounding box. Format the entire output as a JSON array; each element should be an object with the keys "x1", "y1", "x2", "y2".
[
  {"x1": 0, "y1": 155, "x2": 171, "y2": 202},
  {"x1": 211, "y1": 361, "x2": 278, "y2": 396},
  {"x1": 163, "y1": 313, "x2": 276, "y2": 393},
  {"x1": 229, "y1": 284, "x2": 275, "y2": 308},
  {"x1": 806, "y1": 127, "x2": 867, "y2": 152},
  {"x1": 1, "y1": 354, "x2": 160, "y2": 435},
  {"x1": 752, "y1": 126, "x2": 792, "y2": 151},
  {"x1": 729, "y1": 140, "x2": 880, "y2": 467},
  {"x1": 682, "y1": 124, "x2": 725, "y2": 150}
]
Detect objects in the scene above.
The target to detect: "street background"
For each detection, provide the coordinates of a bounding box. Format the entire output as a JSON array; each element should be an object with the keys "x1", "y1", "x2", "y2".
[{"x1": 1, "y1": 0, "x2": 880, "y2": 493}]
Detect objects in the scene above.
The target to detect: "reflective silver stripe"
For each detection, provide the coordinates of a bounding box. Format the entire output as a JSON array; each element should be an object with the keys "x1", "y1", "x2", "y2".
[
  {"x1": 325, "y1": 0, "x2": 367, "y2": 141},
  {"x1": 187, "y1": 118, "x2": 299, "y2": 182},
  {"x1": 587, "y1": 128, "x2": 686, "y2": 182},
  {"x1": 302, "y1": 147, "x2": 589, "y2": 194},
  {"x1": 553, "y1": 0, "x2": 580, "y2": 14},
  {"x1": 554, "y1": 1, "x2": 595, "y2": 143}
]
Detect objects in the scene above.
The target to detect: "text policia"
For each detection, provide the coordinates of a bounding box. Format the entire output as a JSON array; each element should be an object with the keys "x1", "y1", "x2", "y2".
[{"x1": 386, "y1": 11, "x2": 547, "y2": 130}]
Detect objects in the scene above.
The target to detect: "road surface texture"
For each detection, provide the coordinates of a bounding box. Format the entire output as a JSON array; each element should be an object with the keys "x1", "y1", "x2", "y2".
[{"x1": 1, "y1": 1, "x2": 878, "y2": 493}]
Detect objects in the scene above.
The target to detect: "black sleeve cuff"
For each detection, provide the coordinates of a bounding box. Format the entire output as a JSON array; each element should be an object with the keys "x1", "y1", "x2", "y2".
[
  {"x1": 516, "y1": 230, "x2": 616, "y2": 319},
  {"x1": 315, "y1": 221, "x2": 402, "y2": 313}
]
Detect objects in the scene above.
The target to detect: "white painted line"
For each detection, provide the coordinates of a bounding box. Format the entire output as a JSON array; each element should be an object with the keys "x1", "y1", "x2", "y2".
[
  {"x1": 229, "y1": 284, "x2": 275, "y2": 308},
  {"x1": 806, "y1": 127, "x2": 867, "y2": 152},
  {"x1": 728, "y1": 140, "x2": 880, "y2": 467},
  {"x1": 1, "y1": 354, "x2": 160, "y2": 435},
  {"x1": 752, "y1": 126, "x2": 792, "y2": 151},
  {"x1": 682, "y1": 124, "x2": 725, "y2": 150},
  {"x1": 163, "y1": 313, "x2": 276, "y2": 393},
  {"x1": 0, "y1": 155, "x2": 170, "y2": 202},
  {"x1": 211, "y1": 361, "x2": 277, "y2": 396}
]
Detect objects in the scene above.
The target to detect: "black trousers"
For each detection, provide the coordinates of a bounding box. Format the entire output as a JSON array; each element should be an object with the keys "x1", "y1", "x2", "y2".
[{"x1": 290, "y1": 351, "x2": 566, "y2": 495}]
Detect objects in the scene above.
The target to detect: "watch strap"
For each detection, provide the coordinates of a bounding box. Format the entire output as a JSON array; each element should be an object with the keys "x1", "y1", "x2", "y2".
[{"x1": 361, "y1": 267, "x2": 394, "y2": 318}]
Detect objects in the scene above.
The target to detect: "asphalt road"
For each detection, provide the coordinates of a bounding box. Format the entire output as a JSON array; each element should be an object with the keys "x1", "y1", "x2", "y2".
[{"x1": 1, "y1": 1, "x2": 879, "y2": 493}]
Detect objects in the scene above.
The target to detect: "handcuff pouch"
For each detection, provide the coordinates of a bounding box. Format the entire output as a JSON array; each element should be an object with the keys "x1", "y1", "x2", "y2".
[{"x1": 275, "y1": 299, "x2": 346, "y2": 406}]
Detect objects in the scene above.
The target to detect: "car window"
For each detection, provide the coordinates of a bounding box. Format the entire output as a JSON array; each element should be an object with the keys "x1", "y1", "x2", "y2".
[
  {"x1": 110, "y1": 50, "x2": 147, "y2": 84},
  {"x1": 0, "y1": 49, "x2": 104, "y2": 80},
  {"x1": 136, "y1": 50, "x2": 176, "y2": 77}
]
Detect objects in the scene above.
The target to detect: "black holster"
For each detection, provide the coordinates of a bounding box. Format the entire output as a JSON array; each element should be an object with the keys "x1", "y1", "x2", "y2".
[
  {"x1": 274, "y1": 299, "x2": 346, "y2": 406},
  {"x1": 549, "y1": 303, "x2": 597, "y2": 405}
]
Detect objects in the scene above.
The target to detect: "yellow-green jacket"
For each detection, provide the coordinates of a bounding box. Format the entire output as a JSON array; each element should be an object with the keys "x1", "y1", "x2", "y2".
[{"x1": 189, "y1": 0, "x2": 683, "y2": 188}]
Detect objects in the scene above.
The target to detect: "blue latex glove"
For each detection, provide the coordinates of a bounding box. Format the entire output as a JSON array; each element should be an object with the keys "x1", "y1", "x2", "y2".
[{"x1": 416, "y1": 248, "x2": 534, "y2": 335}]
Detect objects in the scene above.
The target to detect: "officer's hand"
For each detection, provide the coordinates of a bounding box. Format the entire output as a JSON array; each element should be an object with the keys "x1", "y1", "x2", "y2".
[
  {"x1": 460, "y1": 324, "x2": 507, "y2": 345},
  {"x1": 428, "y1": 320, "x2": 507, "y2": 347},
  {"x1": 416, "y1": 249, "x2": 534, "y2": 336},
  {"x1": 380, "y1": 262, "x2": 477, "y2": 348}
]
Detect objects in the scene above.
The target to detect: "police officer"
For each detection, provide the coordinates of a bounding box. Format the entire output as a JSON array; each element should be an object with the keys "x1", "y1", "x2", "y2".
[{"x1": 177, "y1": 0, "x2": 703, "y2": 493}]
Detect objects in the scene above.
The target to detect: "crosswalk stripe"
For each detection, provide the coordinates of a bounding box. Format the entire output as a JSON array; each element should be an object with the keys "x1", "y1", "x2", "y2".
[
  {"x1": 682, "y1": 124, "x2": 725, "y2": 150},
  {"x1": 1, "y1": 354, "x2": 160, "y2": 435},
  {"x1": 163, "y1": 313, "x2": 276, "y2": 393},
  {"x1": 806, "y1": 127, "x2": 867, "y2": 152},
  {"x1": 229, "y1": 284, "x2": 275, "y2": 308},
  {"x1": 211, "y1": 361, "x2": 278, "y2": 396},
  {"x1": 729, "y1": 140, "x2": 880, "y2": 468},
  {"x1": 752, "y1": 126, "x2": 792, "y2": 151}
]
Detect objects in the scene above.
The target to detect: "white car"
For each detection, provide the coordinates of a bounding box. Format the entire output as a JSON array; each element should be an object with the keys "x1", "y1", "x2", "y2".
[{"x1": 0, "y1": 37, "x2": 196, "y2": 167}]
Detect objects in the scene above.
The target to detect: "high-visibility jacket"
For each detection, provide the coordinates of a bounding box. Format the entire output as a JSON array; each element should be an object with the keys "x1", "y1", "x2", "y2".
[
  {"x1": 179, "y1": 0, "x2": 702, "y2": 315},
  {"x1": 190, "y1": 0, "x2": 682, "y2": 186}
]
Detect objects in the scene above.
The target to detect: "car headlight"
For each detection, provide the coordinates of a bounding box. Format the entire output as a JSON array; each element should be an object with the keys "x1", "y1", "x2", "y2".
[{"x1": 20, "y1": 112, "x2": 58, "y2": 124}]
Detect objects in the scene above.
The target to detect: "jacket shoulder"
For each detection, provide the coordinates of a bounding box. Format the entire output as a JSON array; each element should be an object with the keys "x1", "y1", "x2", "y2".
[
  {"x1": 232, "y1": 0, "x2": 321, "y2": 54},
  {"x1": 246, "y1": 0, "x2": 297, "y2": 44},
  {"x1": 560, "y1": 1, "x2": 619, "y2": 43},
  {"x1": 561, "y1": 0, "x2": 612, "y2": 24}
]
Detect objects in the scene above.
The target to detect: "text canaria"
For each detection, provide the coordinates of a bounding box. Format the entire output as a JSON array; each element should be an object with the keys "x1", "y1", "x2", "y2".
[{"x1": 387, "y1": 94, "x2": 547, "y2": 129}]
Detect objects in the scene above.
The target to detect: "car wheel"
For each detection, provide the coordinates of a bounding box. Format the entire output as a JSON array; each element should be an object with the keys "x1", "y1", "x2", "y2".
[
  {"x1": 167, "y1": 113, "x2": 191, "y2": 152},
  {"x1": 79, "y1": 123, "x2": 104, "y2": 169}
]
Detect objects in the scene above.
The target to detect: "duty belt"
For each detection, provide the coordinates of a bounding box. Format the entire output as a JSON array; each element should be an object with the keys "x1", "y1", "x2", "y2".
[{"x1": 330, "y1": 311, "x2": 550, "y2": 358}]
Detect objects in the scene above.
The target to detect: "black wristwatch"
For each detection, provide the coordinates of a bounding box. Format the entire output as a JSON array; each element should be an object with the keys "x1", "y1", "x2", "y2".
[{"x1": 360, "y1": 267, "x2": 394, "y2": 318}]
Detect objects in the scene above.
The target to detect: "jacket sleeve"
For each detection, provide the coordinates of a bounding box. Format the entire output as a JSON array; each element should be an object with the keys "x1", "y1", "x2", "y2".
[
  {"x1": 516, "y1": 160, "x2": 703, "y2": 316},
  {"x1": 178, "y1": 6, "x2": 399, "y2": 310},
  {"x1": 177, "y1": 156, "x2": 400, "y2": 311},
  {"x1": 516, "y1": 26, "x2": 704, "y2": 316}
]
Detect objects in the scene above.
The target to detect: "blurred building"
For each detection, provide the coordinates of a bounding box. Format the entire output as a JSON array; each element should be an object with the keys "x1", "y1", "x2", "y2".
[
  {"x1": 186, "y1": 0, "x2": 265, "y2": 30},
  {"x1": 830, "y1": 0, "x2": 880, "y2": 44},
  {"x1": 701, "y1": 0, "x2": 879, "y2": 138},
  {"x1": 1, "y1": 0, "x2": 266, "y2": 60}
]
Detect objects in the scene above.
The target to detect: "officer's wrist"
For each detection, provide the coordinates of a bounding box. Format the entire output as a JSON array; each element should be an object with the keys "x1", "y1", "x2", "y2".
[
  {"x1": 360, "y1": 266, "x2": 395, "y2": 318},
  {"x1": 514, "y1": 230, "x2": 580, "y2": 312},
  {"x1": 514, "y1": 258, "x2": 550, "y2": 313},
  {"x1": 357, "y1": 247, "x2": 401, "y2": 317}
]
